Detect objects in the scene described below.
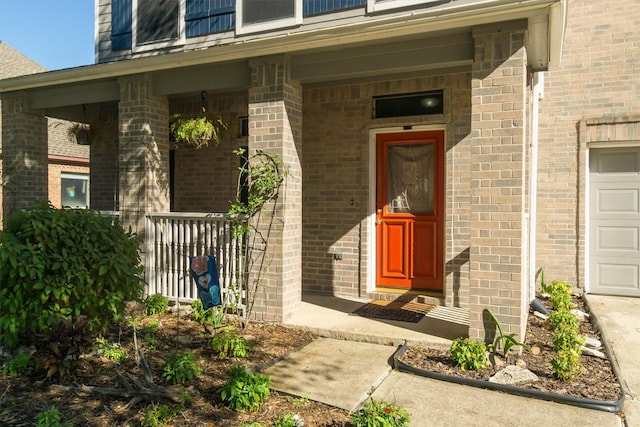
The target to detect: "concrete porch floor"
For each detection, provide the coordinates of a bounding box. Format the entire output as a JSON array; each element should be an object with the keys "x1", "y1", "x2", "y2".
[{"x1": 283, "y1": 293, "x2": 469, "y2": 349}]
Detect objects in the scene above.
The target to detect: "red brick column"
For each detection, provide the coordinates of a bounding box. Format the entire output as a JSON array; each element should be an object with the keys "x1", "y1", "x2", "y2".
[
  {"x1": 247, "y1": 56, "x2": 302, "y2": 321},
  {"x1": 468, "y1": 27, "x2": 528, "y2": 341},
  {"x1": 1, "y1": 92, "x2": 48, "y2": 223},
  {"x1": 117, "y1": 75, "x2": 170, "y2": 240}
]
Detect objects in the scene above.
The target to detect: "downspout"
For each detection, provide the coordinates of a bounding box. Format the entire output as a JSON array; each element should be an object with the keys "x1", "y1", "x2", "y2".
[{"x1": 529, "y1": 72, "x2": 543, "y2": 299}]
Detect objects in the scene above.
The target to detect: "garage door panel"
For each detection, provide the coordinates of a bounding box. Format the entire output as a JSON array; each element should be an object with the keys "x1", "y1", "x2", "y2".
[
  {"x1": 589, "y1": 147, "x2": 640, "y2": 297},
  {"x1": 595, "y1": 225, "x2": 639, "y2": 253},
  {"x1": 593, "y1": 188, "x2": 639, "y2": 216},
  {"x1": 594, "y1": 262, "x2": 639, "y2": 291}
]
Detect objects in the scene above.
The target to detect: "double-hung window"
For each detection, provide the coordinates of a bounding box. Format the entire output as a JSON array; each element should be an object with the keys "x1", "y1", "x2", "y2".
[
  {"x1": 237, "y1": 0, "x2": 302, "y2": 35},
  {"x1": 61, "y1": 173, "x2": 90, "y2": 209}
]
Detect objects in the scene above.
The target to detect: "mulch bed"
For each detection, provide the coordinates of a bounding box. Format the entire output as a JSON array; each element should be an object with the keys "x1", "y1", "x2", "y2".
[{"x1": 398, "y1": 295, "x2": 623, "y2": 402}]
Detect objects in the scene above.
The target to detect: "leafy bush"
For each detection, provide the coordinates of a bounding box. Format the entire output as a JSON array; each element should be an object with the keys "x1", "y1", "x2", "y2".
[
  {"x1": 144, "y1": 294, "x2": 169, "y2": 316},
  {"x1": 39, "y1": 315, "x2": 93, "y2": 379},
  {"x1": 141, "y1": 403, "x2": 179, "y2": 427},
  {"x1": 549, "y1": 310, "x2": 579, "y2": 331},
  {"x1": 162, "y1": 350, "x2": 201, "y2": 384},
  {"x1": 551, "y1": 347, "x2": 583, "y2": 381},
  {"x1": 274, "y1": 412, "x2": 304, "y2": 427},
  {"x1": 351, "y1": 399, "x2": 410, "y2": 427},
  {"x1": 0, "y1": 202, "x2": 144, "y2": 348},
  {"x1": 546, "y1": 280, "x2": 573, "y2": 311},
  {"x1": 450, "y1": 338, "x2": 488, "y2": 371},
  {"x1": 211, "y1": 331, "x2": 252, "y2": 358},
  {"x1": 219, "y1": 366, "x2": 272, "y2": 411},
  {"x1": 2, "y1": 351, "x2": 33, "y2": 376},
  {"x1": 36, "y1": 406, "x2": 71, "y2": 427}
]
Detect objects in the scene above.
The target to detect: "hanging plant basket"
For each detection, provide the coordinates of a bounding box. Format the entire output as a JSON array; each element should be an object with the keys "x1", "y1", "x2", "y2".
[
  {"x1": 170, "y1": 108, "x2": 228, "y2": 149},
  {"x1": 68, "y1": 123, "x2": 91, "y2": 145}
]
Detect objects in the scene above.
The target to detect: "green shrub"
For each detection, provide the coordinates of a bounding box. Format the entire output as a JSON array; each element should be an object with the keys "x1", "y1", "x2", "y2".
[
  {"x1": 547, "y1": 280, "x2": 573, "y2": 311},
  {"x1": 35, "y1": 406, "x2": 71, "y2": 427},
  {"x1": 211, "y1": 331, "x2": 252, "y2": 358},
  {"x1": 549, "y1": 310, "x2": 579, "y2": 331},
  {"x1": 219, "y1": 366, "x2": 271, "y2": 411},
  {"x1": 551, "y1": 347, "x2": 583, "y2": 381},
  {"x1": 552, "y1": 324, "x2": 585, "y2": 352},
  {"x1": 144, "y1": 294, "x2": 169, "y2": 316},
  {"x1": 0, "y1": 202, "x2": 144, "y2": 348},
  {"x1": 450, "y1": 338, "x2": 488, "y2": 371},
  {"x1": 274, "y1": 412, "x2": 304, "y2": 427},
  {"x1": 351, "y1": 399, "x2": 410, "y2": 427},
  {"x1": 162, "y1": 350, "x2": 201, "y2": 384},
  {"x1": 2, "y1": 351, "x2": 33, "y2": 376}
]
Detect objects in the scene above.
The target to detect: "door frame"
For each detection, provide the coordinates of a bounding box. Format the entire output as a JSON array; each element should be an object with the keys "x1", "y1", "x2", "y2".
[{"x1": 367, "y1": 126, "x2": 446, "y2": 293}]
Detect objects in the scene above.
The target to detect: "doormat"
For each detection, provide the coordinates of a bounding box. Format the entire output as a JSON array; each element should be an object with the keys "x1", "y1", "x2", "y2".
[{"x1": 351, "y1": 300, "x2": 436, "y2": 323}]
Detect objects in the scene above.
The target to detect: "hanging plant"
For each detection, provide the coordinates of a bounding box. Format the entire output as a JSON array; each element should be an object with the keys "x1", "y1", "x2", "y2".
[
  {"x1": 67, "y1": 123, "x2": 91, "y2": 145},
  {"x1": 170, "y1": 108, "x2": 228, "y2": 149}
]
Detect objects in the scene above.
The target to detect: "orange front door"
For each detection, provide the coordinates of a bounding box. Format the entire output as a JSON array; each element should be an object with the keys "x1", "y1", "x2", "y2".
[{"x1": 376, "y1": 130, "x2": 444, "y2": 290}]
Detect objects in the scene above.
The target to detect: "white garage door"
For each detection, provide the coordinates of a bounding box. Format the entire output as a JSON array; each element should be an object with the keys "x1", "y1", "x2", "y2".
[{"x1": 589, "y1": 147, "x2": 640, "y2": 296}]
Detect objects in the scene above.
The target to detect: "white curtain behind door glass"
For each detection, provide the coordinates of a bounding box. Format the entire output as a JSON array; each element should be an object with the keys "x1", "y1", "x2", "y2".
[{"x1": 387, "y1": 144, "x2": 434, "y2": 214}]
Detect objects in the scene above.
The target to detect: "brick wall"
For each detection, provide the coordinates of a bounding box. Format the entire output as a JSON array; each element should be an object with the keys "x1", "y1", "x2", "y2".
[
  {"x1": 302, "y1": 72, "x2": 472, "y2": 305},
  {"x1": 537, "y1": 0, "x2": 640, "y2": 288},
  {"x1": 171, "y1": 92, "x2": 248, "y2": 213}
]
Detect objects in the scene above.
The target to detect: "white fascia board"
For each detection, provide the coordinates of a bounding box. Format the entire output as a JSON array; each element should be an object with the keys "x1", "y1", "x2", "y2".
[
  {"x1": 548, "y1": 0, "x2": 568, "y2": 66},
  {"x1": 0, "y1": 0, "x2": 560, "y2": 94}
]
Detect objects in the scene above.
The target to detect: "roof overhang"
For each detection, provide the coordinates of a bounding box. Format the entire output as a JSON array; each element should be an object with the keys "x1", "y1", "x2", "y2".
[{"x1": 0, "y1": 0, "x2": 566, "y2": 118}]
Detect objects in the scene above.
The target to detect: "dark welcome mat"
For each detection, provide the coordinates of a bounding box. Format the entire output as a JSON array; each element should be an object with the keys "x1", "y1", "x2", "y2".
[{"x1": 351, "y1": 300, "x2": 436, "y2": 323}]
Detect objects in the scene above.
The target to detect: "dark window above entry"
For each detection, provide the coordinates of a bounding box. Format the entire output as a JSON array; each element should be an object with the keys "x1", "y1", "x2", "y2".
[{"x1": 373, "y1": 91, "x2": 444, "y2": 119}]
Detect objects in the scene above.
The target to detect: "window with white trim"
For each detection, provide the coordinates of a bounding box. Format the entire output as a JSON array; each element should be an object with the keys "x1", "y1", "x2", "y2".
[
  {"x1": 237, "y1": 0, "x2": 302, "y2": 35},
  {"x1": 132, "y1": 0, "x2": 185, "y2": 51},
  {"x1": 61, "y1": 173, "x2": 90, "y2": 209},
  {"x1": 367, "y1": 0, "x2": 439, "y2": 13}
]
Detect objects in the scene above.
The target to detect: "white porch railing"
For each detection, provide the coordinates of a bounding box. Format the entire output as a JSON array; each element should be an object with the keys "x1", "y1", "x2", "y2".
[{"x1": 144, "y1": 212, "x2": 246, "y2": 314}]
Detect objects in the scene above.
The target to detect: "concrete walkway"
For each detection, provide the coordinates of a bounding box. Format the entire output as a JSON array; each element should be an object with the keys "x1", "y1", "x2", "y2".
[{"x1": 268, "y1": 293, "x2": 640, "y2": 426}]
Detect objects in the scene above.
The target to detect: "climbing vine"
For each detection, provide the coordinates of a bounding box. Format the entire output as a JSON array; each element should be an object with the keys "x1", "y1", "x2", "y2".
[{"x1": 228, "y1": 148, "x2": 287, "y2": 322}]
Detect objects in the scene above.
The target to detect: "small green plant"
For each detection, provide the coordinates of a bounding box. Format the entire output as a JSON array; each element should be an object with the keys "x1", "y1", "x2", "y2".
[
  {"x1": 219, "y1": 366, "x2": 272, "y2": 411},
  {"x1": 2, "y1": 351, "x2": 33, "y2": 376},
  {"x1": 546, "y1": 280, "x2": 573, "y2": 312},
  {"x1": 35, "y1": 406, "x2": 71, "y2": 427},
  {"x1": 141, "y1": 403, "x2": 178, "y2": 427},
  {"x1": 144, "y1": 294, "x2": 169, "y2": 316},
  {"x1": 211, "y1": 331, "x2": 252, "y2": 358},
  {"x1": 191, "y1": 299, "x2": 226, "y2": 328},
  {"x1": 239, "y1": 423, "x2": 266, "y2": 427},
  {"x1": 95, "y1": 335, "x2": 127, "y2": 362},
  {"x1": 274, "y1": 412, "x2": 304, "y2": 427},
  {"x1": 551, "y1": 347, "x2": 583, "y2": 381},
  {"x1": 484, "y1": 309, "x2": 529, "y2": 357},
  {"x1": 552, "y1": 324, "x2": 585, "y2": 351},
  {"x1": 351, "y1": 399, "x2": 410, "y2": 427},
  {"x1": 549, "y1": 310, "x2": 579, "y2": 331},
  {"x1": 450, "y1": 338, "x2": 488, "y2": 371},
  {"x1": 162, "y1": 350, "x2": 201, "y2": 384},
  {"x1": 284, "y1": 395, "x2": 309, "y2": 408}
]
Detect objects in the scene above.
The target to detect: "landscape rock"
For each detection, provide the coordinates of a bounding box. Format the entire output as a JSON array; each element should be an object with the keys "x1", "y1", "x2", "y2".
[
  {"x1": 583, "y1": 336, "x2": 602, "y2": 349},
  {"x1": 581, "y1": 345, "x2": 606, "y2": 359},
  {"x1": 488, "y1": 365, "x2": 539, "y2": 385},
  {"x1": 533, "y1": 311, "x2": 549, "y2": 320}
]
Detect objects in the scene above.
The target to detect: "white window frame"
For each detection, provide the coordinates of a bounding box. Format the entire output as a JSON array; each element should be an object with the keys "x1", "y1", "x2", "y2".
[
  {"x1": 61, "y1": 172, "x2": 90, "y2": 209},
  {"x1": 367, "y1": 0, "x2": 440, "y2": 13},
  {"x1": 236, "y1": 0, "x2": 302, "y2": 35},
  {"x1": 132, "y1": 0, "x2": 185, "y2": 53}
]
